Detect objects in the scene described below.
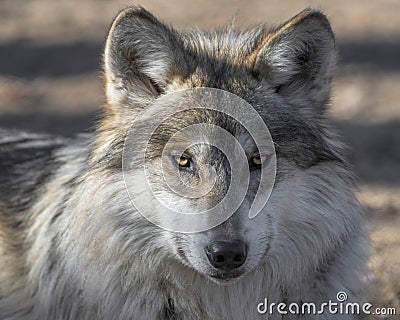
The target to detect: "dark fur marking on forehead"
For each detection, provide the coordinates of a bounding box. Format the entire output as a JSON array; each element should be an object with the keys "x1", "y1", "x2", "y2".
[
  {"x1": 138, "y1": 109, "x2": 242, "y2": 160},
  {"x1": 171, "y1": 51, "x2": 260, "y2": 98}
]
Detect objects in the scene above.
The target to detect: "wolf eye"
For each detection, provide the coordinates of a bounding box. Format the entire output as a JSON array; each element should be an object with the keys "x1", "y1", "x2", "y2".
[
  {"x1": 176, "y1": 156, "x2": 191, "y2": 168},
  {"x1": 251, "y1": 155, "x2": 267, "y2": 166}
]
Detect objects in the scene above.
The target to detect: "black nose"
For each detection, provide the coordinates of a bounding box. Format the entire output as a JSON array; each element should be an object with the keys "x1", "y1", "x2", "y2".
[{"x1": 206, "y1": 240, "x2": 247, "y2": 270}]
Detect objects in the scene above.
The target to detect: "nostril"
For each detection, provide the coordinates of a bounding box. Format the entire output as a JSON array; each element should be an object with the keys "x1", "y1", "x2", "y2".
[
  {"x1": 215, "y1": 255, "x2": 225, "y2": 263},
  {"x1": 233, "y1": 254, "x2": 244, "y2": 263}
]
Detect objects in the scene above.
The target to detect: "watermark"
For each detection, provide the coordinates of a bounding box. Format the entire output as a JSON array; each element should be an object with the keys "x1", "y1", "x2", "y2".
[
  {"x1": 257, "y1": 291, "x2": 397, "y2": 316},
  {"x1": 122, "y1": 88, "x2": 276, "y2": 233}
]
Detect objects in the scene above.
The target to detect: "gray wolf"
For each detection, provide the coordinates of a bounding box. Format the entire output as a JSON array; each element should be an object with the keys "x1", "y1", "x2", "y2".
[{"x1": 0, "y1": 6, "x2": 367, "y2": 319}]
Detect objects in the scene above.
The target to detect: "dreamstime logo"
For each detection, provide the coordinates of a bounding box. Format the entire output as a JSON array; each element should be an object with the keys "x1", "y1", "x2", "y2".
[
  {"x1": 336, "y1": 291, "x2": 348, "y2": 302},
  {"x1": 122, "y1": 88, "x2": 276, "y2": 233},
  {"x1": 257, "y1": 291, "x2": 397, "y2": 316}
]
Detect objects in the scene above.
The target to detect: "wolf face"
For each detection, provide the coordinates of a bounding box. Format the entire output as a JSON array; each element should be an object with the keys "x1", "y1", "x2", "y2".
[
  {"x1": 101, "y1": 7, "x2": 343, "y2": 283},
  {"x1": 122, "y1": 92, "x2": 277, "y2": 282}
]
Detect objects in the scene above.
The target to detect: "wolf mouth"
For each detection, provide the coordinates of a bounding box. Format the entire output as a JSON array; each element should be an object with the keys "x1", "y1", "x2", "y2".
[{"x1": 209, "y1": 271, "x2": 244, "y2": 282}]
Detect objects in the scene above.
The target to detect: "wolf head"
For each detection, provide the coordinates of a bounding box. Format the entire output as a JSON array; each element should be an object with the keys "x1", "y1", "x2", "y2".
[{"x1": 97, "y1": 7, "x2": 353, "y2": 284}]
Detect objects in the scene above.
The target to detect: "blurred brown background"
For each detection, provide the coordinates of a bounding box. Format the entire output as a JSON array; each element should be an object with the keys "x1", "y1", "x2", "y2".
[{"x1": 0, "y1": 0, "x2": 399, "y2": 317}]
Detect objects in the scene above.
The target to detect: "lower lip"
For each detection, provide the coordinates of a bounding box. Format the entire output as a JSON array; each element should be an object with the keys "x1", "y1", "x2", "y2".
[{"x1": 210, "y1": 272, "x2": 244, "y2": 281}]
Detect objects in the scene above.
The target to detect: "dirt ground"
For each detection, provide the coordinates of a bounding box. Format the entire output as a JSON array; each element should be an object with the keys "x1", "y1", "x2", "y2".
[{"x1": 0, "y1": 1, "x2": 399, "y2": 318}]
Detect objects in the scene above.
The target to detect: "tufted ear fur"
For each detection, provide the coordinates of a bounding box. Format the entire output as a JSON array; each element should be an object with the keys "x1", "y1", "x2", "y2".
[
  {"x1": 103, "y1": 7, "x2": 187, "y2": 108},
  {"x1": 252, "y1": 8, "x2": 336, "y2": 112}
]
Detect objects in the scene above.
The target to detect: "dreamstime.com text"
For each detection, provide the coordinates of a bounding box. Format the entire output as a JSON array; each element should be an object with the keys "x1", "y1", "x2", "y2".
[{"x1": 257, "y1": 291, "x2": 397, "y2": 316}]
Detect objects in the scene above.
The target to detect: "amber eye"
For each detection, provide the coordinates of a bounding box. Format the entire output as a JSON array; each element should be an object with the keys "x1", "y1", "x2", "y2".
[
  {"x1": 251, "y1": 155, "x2": 267, "y2": 166},
  {"x1": 177, "y1": 156, "x2": 191, "y2": 168}
]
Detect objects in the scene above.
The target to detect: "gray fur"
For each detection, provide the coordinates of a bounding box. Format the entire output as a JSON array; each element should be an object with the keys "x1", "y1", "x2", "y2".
[{"x1": 0, "y1": 6, "x2": 367, "y2": 320}]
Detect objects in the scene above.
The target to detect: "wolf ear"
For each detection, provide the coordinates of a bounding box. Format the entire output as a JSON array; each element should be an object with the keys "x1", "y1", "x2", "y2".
[
  {"x1": 252, "y1": 8, "x2": 336, "y2": 112},
  {"x1": 104, "y1": 7, "x2": 185, "y2": 107}
]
